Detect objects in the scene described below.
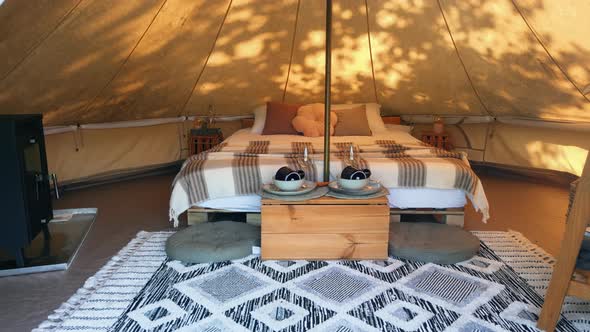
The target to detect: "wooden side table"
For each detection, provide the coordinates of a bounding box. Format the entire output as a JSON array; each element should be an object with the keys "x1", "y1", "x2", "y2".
[
  {"x1": 261, "y1": 196, "x2": 390, "y2": 260},
  {"x1": 188, "y1": 128, "x2": 223, "y2": 155},
  {"x1": 421, "y1": 131, "x2": 453, "y2": 150}
]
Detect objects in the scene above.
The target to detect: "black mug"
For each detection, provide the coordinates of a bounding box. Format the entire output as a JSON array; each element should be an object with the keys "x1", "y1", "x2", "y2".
[
  {"x1": 341, "y1": 166, "x2": 371, "y2": 180},
  {"x1": 275, "y1": 166, "x2": 305, "y2": 181}
]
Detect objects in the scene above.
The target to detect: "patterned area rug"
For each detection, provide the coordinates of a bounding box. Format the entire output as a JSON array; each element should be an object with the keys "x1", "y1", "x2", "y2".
[{"x1": 35, "y1": 230, "x2": 590, "y2": 332}]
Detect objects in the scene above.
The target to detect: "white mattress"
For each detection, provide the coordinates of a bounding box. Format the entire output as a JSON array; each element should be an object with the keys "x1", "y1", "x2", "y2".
[{"x1": 196, "y1": 188, "x2": 466, "y2": 212}]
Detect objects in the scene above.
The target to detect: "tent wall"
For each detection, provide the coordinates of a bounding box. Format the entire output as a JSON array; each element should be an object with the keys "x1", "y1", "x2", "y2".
[
  {"x1": 2, "y1": 0, "x2": 589, "y2": 180},
  {"x1": 44, "y1": 119, "x2": 246, "y2": 183},
  {"x1": 484, "y1": 123, "x2": 590, "y2": 176},
  {"x1": 43, "y1": 117, "x2": 589, "y2": 183},
  {"x1": 45, "y1": 122, "x2": 184, "y2": 183}
]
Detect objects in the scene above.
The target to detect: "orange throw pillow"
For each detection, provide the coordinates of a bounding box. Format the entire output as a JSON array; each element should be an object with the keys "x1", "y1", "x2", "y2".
[
  {"x1": 333, "y1": 105, "x2": 372, "y2": 136},
  {"x1": 262, "y1": 101, "x2": 301, "y2": 135}
]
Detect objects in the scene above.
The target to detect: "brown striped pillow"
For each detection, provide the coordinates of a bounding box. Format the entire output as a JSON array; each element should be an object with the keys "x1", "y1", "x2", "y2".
[{"x1": 333, "y1": 105, "x2": 372, "y2": 136}]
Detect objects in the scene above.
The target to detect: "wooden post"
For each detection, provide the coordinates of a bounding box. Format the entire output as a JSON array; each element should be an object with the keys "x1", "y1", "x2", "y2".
[{"x1": 537, "y1": 156, "x2": 590, "y2": 331}]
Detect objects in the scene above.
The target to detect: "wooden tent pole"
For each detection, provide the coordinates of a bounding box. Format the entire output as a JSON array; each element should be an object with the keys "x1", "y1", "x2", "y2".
[
  {"x1": 323, "y1": 0, "x2": 332, "y2": 182},
  {"x1": 537, "y1": 155, "x2": 590, "y2": 330}
]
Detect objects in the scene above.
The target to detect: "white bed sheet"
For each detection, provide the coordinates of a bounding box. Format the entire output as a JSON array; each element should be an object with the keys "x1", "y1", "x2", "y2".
[{"x1": 196, "y1": 188, "x2": 466, "y2": 212}]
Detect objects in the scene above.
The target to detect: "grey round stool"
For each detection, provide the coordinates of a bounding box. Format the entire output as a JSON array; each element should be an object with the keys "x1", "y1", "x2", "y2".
[
  {"x1": 389, "y1": 222, "x2": 480, "y2": 264},
  {"x1": 166, "y1": 221, "x2": 260, "y2": 264}
]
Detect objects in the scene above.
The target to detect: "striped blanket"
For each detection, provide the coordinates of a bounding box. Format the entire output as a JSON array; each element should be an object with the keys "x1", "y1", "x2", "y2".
[{"x1": 170, "y1": 139, "x2": 489, "y2": 225}]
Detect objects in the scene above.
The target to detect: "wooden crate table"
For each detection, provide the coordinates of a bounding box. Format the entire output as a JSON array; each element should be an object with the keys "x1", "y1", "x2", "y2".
[
  {"x1": 261, "y1": 196, "x2": 390, "y2": 260},
  {"x1": 188, "y1": 128, "x2": 223, "y2": 155},
  {"x1": 420, "y1": 131, "x2": 453, "y2": 150}
]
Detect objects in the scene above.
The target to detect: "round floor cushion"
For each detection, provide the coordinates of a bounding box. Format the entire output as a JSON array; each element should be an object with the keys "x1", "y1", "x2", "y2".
[
  {"x1": 166, "y1": 221, "x2": 260, "y2": 263},
  {"x1": 389, "y1": 222, "x2": 480, "y2": 264}
]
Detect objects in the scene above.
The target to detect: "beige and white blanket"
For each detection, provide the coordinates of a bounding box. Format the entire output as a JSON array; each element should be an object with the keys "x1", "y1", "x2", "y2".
[{"x1": 170, "y1": 129, "x2": 489, "y2": 225}]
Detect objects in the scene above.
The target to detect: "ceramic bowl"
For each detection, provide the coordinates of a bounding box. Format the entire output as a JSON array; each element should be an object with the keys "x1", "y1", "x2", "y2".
[
  {"x1": 273, "y1": 178, "x2": 304, "y2": 191},
  {"x1": 338, "y1": 177, "x2": 369, "y2": 190}
]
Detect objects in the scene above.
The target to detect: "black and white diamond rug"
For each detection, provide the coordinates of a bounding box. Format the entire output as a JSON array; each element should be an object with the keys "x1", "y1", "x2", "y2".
[{"x1": 35, "y1": 231, "x2": 590, "y2": 332}]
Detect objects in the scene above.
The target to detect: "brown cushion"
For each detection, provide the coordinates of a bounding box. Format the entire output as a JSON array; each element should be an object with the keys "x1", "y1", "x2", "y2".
[
  {"x1": 333, "y1": 105, "x2": 372, "y2": 136},
  {"x1": 262, "y1": 101, "x2": 301, "y2": 135}
]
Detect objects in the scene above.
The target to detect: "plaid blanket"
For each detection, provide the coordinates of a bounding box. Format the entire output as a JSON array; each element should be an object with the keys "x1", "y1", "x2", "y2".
[{"x1": 170, "y1": 139, "x2": 489, "y2": 225}]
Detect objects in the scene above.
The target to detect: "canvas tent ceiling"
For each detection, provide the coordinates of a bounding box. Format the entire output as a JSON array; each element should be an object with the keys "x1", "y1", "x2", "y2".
[
  {"x1": 0, "y1": 0, "x2": 588, "y2": 183},
  {"x1": 0, "y1": 0, "x2": 588, "y2": 125}
]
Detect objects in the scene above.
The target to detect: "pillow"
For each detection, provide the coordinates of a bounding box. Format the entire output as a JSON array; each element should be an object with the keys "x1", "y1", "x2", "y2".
[
  {"x1": 292, "y1": 103, "x2": 338, "y2": 137},
  {"x1": 333, "y1": 105, "x2": 372, "y2": 136},
  {"x1": 385, "y1": 123, "x2": 414, "y2": 133},
  {"x1": 262, "y1": 101, "x2": 301, "y2": 135},
  {"x1": 331, "y1": 103, "x2": 387, "y2": 133},
  {"x1": 250, "y1": 104, "x2": 266, "y2": 134}
]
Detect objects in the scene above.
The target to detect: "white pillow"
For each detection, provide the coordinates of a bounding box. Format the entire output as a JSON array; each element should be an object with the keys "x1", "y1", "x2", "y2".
[
  {"x1": 331, "y1": 103, "x2": 387, "y2": 134},
  {"x1": 250, "y1": 104, "x2": 266, "y2": 134},
  {"x1": 385, "y1": 123, "x2": 414, "y2": 133}
]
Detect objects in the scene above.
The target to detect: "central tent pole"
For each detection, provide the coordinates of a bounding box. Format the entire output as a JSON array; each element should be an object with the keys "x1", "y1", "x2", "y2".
[{"x1": 323, "y1": 0, "x2": 332, "y2": 182}]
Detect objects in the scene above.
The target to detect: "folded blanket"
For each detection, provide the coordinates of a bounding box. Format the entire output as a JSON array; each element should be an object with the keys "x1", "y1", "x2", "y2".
[{"x1": 170, "y1": 139, "x2": 489, "y2": 226}]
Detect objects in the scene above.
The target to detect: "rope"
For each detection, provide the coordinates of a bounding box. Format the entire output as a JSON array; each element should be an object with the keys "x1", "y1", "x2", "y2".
[
  {"x1": 510, "y1": 0, "x2": 590, "y2": 102},
  {"x1": 364, "y1": 0, "x2": 379, "y2": 103},
  {"x1": 0, "y1": 0, "x2": 86, "y2": 83},
  {"x1": 179, "y1": 0, "x2": 233, "y2": 117},
  {"x1": 79, "y1": 0, "x2": 170, "y2": 117},
  {"x1": 436, "y1": 0, "x2": 495, "y2": 118},
  {"x1": 282, "y1": 0, "x2": 301, "y2": 102}
]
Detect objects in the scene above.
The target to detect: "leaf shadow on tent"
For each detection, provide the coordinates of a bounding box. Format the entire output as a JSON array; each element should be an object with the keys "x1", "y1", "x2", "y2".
[{"x1": 0, "y1": 0, "x2": 588, "y2": 127}]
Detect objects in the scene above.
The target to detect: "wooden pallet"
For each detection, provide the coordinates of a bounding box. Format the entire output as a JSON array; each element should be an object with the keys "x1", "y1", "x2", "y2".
[
  {"x1": 187, "y1": 206, "x2": 464, "y2": 228},
  {"x1": 389, "y1": 208, "x2": 465, "y2": 227}
]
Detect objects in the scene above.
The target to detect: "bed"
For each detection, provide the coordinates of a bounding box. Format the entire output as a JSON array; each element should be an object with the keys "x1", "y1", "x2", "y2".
[{"x1": 170, "y1": 117, "x2": 490, "y2": 226}]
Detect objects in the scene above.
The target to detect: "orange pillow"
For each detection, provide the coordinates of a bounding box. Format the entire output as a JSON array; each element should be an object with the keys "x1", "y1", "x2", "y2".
[{"x1": 262, "y1": 101, "x2": 301, "y2": 135}]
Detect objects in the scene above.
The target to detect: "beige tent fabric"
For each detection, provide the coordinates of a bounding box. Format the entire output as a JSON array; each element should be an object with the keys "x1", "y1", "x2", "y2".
[
  {"x1": 440, "y1": 0, "x2": 590, "y2": 122},
  {"x1": 1, "y1": 0, "x2": 589, "y2": 124},
  {"x1": 284, "y1": 0, "x2": 376, "y2": 104},
  {"x1": 0, "y1": 0, "x2": 81, "y2": 80},
  {"x1": 1, "y1": 0, "x2": 590, "y2": 180},
  {"x1": 283, "y1": 0, "x2": 326, "y2": 103},
  {"x1": 485, "y1": 123, "x2": 590, "y2": 176},
  {"x1": 44, "y1": 119, "x2": 248, "y2": 183},
  {"x1": 45, "y1": 122, "x2": 183, "y2": 183},
  {"x1": 516, "y1": 0, "x2": 590, "y2": 97},
  {"x1": 0, "y1": 0, "x2": 166, "y2": 125},
  {"x1": 368, "y1": 0, "x2": 488, "y2": 116},
  {"x1": 185, "y1": 0, "x2": 299, "y2": 116},
  {"x1": 43, "y1": 120, "x2": 589, "y2": 182},
  {"x1": 83, "y1": 0, "x2": 232, "y2": 123}
]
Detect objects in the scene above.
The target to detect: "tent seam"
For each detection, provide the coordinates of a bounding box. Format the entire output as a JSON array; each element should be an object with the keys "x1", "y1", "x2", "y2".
[
  {"x1": 0, "y1": 0, "x2": 85, "y2": 83},
  {"x1": 282, "y1": 0, "x2": 301, "y2": 102},
  {"x1": 436, "y1": 0, "x2": 495, "y2": 118},
  {"x1": 364, "y1": 0, "x2": 379, "y2": 103},
  {"x1": 178, "y1": 0, "x2": 233, "y2": 117},
  {"x1": 79, "y1": 0, "x2": 170, "y2": 118},
  {"x1": 510, "y1": 0, "x2": 590, "y2": 103}
]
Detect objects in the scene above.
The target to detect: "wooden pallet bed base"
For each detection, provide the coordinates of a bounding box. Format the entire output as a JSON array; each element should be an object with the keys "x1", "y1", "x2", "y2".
[{"x1": 187, "y1": 207, "x2": 464, "y2": 228}]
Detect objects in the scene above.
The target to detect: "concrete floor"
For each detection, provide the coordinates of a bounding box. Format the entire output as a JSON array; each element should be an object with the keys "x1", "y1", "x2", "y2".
[{"x1": 0, "y1": 171, "x2": 571, "y2": 331}]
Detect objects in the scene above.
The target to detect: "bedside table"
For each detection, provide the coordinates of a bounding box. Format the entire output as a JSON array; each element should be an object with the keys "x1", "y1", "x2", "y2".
[
  {"x1": 188, "y1": 128, "x2": 223, "y2": 155},
  {"x1": 261, "y1": 196, "x2": 389, "y2": 260},
  {"x1": 421, "y1": 131, "x2": 453, "y2": 150}
]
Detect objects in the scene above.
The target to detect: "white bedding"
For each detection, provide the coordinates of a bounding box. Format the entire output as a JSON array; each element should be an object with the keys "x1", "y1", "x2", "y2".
[
  {"x1": 196, "y1": 188, "x2": 466, "y2": 212},
  {"x1": 227, "y1": 126, "x2": 420, "y2": 148},
  {"x1": 192, "y1": 128, "x2": 467, "y2": 211}
]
